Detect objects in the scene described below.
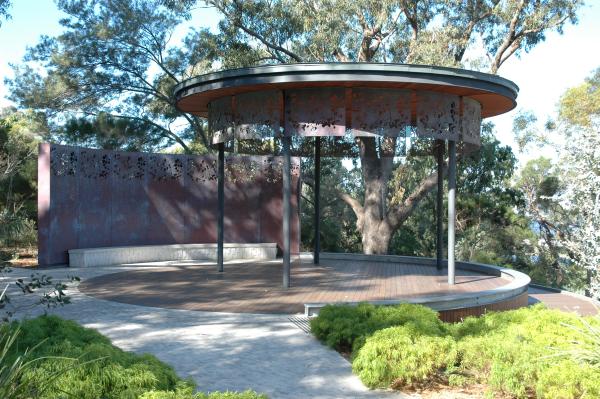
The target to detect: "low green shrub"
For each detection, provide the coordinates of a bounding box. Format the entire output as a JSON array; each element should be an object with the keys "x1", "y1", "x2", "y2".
[
  {"x1": 452, "y1": 305, "x2": 600, "y2": 398},
  {"x1": 352, "y1": 325, "x2": 457, "y2": 389},
  {"x1": 309, "y1": 303, "x2": 445, "y2": 353},
  {"x1": 4, "y1": 315, "x2": 181, "y2": 398},
  {"x1": 0, "y1": 327, "x2": 59, "y2": 399},
  {"x1": 140, "y1": 384, "x2": 268, "y2": 399},
  {"x1": 312, "y1": 303, "x2": 600, "y2": 398}
]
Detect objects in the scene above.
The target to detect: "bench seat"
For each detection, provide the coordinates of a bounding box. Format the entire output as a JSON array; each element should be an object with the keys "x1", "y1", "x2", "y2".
[{"x1": 68, "y1": 243, "x2": 278, "y2": 267}]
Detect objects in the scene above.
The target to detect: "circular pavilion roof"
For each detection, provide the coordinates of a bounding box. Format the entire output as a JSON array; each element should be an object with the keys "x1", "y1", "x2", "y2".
[{"x1": 174, "y1": 63, "x2": 518, "y2": 118}]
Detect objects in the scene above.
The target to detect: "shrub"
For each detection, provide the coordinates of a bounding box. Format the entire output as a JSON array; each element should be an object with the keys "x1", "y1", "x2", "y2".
[
  {"x1": 140, "y1": 384, "x2": 268, "y2": 399},
  {"x1": 454, "y1": 305, "x2": 600, "y2": 398},
  {"x1": 0, "y1": 212, "x2": 36, "y2": 249},
  {"x1": 310, "y1": 303, "x2": 445, "y2": 354},
  {"x1": 559, "y1": 311, "x2": 600, "y2": 368},
  {"x1": 352, "y1": 325, "x2": 457, "y2": 389},
  {"x1": 4, "y1": 315, "x2": 180, "y2": 398},
  {"x1": 0, "y1": 327, "x2": 62, "y2": 399},
  {"x1": 311, "y1": 303, "x2": 600, "y2": 398}
]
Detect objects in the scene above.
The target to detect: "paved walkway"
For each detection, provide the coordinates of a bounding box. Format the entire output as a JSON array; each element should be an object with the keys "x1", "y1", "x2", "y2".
[{"x1": 3, "y1": 264, "x2": 403, "y2": 399}]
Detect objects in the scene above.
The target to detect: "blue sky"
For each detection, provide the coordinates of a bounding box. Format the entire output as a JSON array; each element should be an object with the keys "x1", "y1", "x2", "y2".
[{"x1": 1, "y1": 0, "x2": 599, "y2": 163}]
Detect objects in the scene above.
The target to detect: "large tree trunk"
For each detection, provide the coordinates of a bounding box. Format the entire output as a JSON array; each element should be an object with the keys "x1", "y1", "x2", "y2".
[
  {"x1": 361, "y1": 218, "x2": 393, "y2": 254},
  {"x1": 339, "y1": 137, "x2": 445, "y2": 255},
  {"x1": 358, "y1": 137, "x2": 396, "y2": 254}
]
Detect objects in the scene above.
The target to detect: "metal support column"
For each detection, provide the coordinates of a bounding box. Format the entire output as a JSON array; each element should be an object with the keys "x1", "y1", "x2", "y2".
[
  {"x1": 282, "y1": 136, "x2": 291, "y2": 288},
  {"x1": 436, "y1": 140, "x2": 444, "y2": 271},
  {"x1": 447, "y1": 140, "x2": 457, "y2": 285},
  {"x1": 217, "y1": 142, "x2": 225, "y2": 272},
  {"x1": 314, "y1": 137, "x2": 321, "y2": 265}
]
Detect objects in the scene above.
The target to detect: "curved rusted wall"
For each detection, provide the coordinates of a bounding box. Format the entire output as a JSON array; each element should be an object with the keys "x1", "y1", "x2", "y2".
[{"x1": 38, "y1": 143, "x2": 300, "y2": 266}]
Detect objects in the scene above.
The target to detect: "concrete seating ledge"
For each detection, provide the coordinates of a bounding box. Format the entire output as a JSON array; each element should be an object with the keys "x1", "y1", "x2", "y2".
[{"x1": 68, "y1": 243, "x2": 278, "y2": 268}]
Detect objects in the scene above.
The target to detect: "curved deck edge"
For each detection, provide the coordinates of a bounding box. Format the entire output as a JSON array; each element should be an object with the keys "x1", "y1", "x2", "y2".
[{"x1": 304, "y1": 253, "x2": 531, "y2": 321}]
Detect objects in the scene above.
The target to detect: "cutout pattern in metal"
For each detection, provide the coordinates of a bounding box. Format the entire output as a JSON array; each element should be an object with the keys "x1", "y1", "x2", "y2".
[
  {"x1": 234, "y1": 90, "x2": 281, "y2": 140},
  {"x1": 148, "y1": 156, "x2": 184, "y2": 182},
  {"x1": 351, "y1": 88, "x2": 412, "y2": 137},
  {"x1": 113, "y1": 153, "x2": 146, "y2": 180},
  {"x1": 416, "y1": 91, "x2": 460, "y2": 140},
  {"x1": 461, "y1": 97, "x2": 482, "y2": 146},
  {"x1": 209, "y1": 96, "x2": 234, "y2": 144},
  {"x1": 285, "y1": 88, "x2": 346, "y2": 136},
  {"x1": 80, "y1": 150, "x2": 111, "y2": 179},
  {"x1": 50, "y1": 147, "x2": 77, "y2": 177}
]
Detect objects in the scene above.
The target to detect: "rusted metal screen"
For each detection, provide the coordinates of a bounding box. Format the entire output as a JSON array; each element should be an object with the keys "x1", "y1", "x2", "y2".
[
  {"x1": 207, "y1": 88, "x2": 483, "y2": 157},
  {"x1": 38, "y1": 144, "x2": 300, "y2": 266}
]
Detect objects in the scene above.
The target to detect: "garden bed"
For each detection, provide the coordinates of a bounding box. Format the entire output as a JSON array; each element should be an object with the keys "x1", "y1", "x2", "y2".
[
  {"x1": 311, "y1": 303, "x2": 600, "y2": 398},
  {"x1": 1, "y1": 246, "x2": 38, "y2": 268}
]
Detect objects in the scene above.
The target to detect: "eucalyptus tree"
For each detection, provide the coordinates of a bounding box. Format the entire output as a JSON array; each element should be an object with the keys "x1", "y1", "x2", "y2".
[
  {"x1": 511, "y1": 68, "x2": 599, "y2": 295},
  {"x1": 10, "y1": 0, "x2": 584, "y2": 253},
  {"x1": 189, "y1": 0, "x2": 582, "y2": 253},
  {"x1": 556, "y1": 68, "x2": 600, "y2": 297},
  {"x1": 8, "y1": 0, "x2": 211, "y2": 151}
]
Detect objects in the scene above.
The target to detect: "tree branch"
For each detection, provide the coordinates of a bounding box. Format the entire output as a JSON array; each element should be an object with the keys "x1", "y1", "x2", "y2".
[
  {"x1": 209, "y1": 0, "x2": 303, "y2": 63},
  {"x1": 302, "y1": 175, "x2": 364, "y2": 227}
]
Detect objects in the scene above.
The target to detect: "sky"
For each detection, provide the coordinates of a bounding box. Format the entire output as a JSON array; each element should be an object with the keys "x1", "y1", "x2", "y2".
[{"x1": 1, "y1": 0, "x2": 599, "y2": 166}]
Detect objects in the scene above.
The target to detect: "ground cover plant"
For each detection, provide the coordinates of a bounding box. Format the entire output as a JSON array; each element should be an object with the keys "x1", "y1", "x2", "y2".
[
  {"x1": 311, "y1": 303, "x2": 600, "y2": 398},
  {"x1": 140, "y1": 385, "x2": 268, "y2": 399},
  {"x1": 1, "y1": 315, "x2": 266, "y2": 399}
]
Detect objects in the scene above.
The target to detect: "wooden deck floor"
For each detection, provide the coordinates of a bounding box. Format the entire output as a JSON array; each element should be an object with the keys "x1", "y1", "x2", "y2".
[
  {"x1": 80, "y1": 259, "x2": 510, "y2": 314},
  {"x1": 528, "y1": 287, "x2": 599, "y2": 316}
]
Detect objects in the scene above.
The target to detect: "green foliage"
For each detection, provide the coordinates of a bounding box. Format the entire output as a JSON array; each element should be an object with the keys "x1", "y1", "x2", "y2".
[
  {"x1": 0, "y1": 316, "x2": 270, "y2": 398},
  {"x1": 300, "y1": 156, "x2": 362, "y2": 253},
  {"x1": 309, "y1": 303, "x2": 444, "y2": 354},
  {"x1": 8, "y1": 0, "x2": 205, "y2": 152},
  {"x1": 352, "y1": 326, "x2": 457, "y2": 389},
  {"x1": 557, "y1": 311, "x2": 600, "y2": 369},
  {"x1": 507, "y1": 68, "x2": 600, "y2": 297},
  {"x1": 0, "y1": 108, "x2": 39, "y2": 223},
  {"x1": 140, "y1": 384, "x2": 268, "y2": 399},
  {"x1": 389, "y1": 130, "x2": 524, "y2": 263},
  {"x1": 0, "y1": 327, "x2": 61, "y2": 399},
  {"x1": 450, "y1": 305, "x2": 600, "y2": 398},
  {"x1": 0, "y1": 0, "x2": 10, "y2": 27},
  {"x1": 511, "y1": 156, "x2": 584, "y2": 290},
  {"x1": 0, "y1": 211, "x2": 36, "y2": 248},
  {"x1": 312, "y1": 303, "x2": 600, "y2": 398},
  {"x1": 4, "y1": 316, "x2": 181, "y2": 398},
  {"x1": 559, "y1": 67, "x2": 600, "y2": 128},
  {"x1": 55, "y1": 113, "x2": 167, "y2": 152}
]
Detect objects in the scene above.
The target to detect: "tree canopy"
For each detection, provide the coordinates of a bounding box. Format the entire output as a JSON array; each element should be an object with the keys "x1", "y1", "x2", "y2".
[
  {"x1": 0, "y1": 0, "x2": 11, "y2": 27},
  {"x1": 5, "y1": 0, "x2": 593, "y2": 278},
  {"x1": 8, "y1": 0, "x2": 208, "y2": 152}
]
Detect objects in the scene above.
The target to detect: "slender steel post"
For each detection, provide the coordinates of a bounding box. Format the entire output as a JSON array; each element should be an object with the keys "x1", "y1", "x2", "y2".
[
  {"x1": 314, "y1": 137, "x2": 321, "y2": 265},
  {"x1": 447, "y1": 140, "x2": 457, "y2": 285},
  {"x1": 282, "y1": 136, "x2": 291, "y2": 288},
  {"x1": 436, "y1": 140, "x2": 444, "y2": 271},
  {"x1": 217, "y1": 143, "x2": 225, "y2": 272}
]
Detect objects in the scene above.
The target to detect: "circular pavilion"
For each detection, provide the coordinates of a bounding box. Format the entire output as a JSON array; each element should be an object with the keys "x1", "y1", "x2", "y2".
[{"x1": 173, "y1": 63, "x2": 518, "y2": 289}]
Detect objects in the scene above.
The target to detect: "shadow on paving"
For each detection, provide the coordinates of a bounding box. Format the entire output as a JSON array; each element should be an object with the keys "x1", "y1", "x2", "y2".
[{"x1": 47, "y1": 290, "x2": 404, "y2": 399}]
